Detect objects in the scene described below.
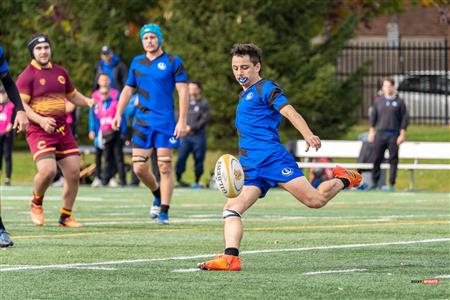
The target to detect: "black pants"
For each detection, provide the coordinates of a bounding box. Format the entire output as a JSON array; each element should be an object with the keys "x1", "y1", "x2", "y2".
[
  {"x1": 102, "y1": 133, "x2": 126, "y2": 186},
  {"x1": 372, "y1": 134, "x2": 399, "y2": 186},
  {"x1": 94, "y1": 147, "x2": 103, "y2": 178},
  {"x1": 0, "y1": 133, "x2": 13, "y2": 179},
  {"x1": 175, "y1": 132, "x2": 207, "y2": 183}
]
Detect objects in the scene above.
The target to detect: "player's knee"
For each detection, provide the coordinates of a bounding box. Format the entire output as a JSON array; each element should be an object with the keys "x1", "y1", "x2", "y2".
[
  {"x1": 40, "y1": 167, "x2": 57, "y2": 181},
  {"x1": 158, "y1": 156, "x2": 172, "y2": 175},
  {"x1": 300, "y1": 193, "x2": 326, "y2": 209},
  {"x1": 64, "y1": 168, "x2": 80, "y2": 181},
  {"x1": 133, "y1": 163, "x2": 147, "y2": 177}
]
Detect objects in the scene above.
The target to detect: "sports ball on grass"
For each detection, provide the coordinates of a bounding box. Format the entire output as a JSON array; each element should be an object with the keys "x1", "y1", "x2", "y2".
[{"x1": 214, "y1": 154, "x2": 244, "y2": 198}]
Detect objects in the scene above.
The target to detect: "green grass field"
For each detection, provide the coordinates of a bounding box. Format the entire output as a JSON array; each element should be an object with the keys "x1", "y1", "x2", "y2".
[{"x1": 1, "y1": 186, "x2": 449, "y2": 299}]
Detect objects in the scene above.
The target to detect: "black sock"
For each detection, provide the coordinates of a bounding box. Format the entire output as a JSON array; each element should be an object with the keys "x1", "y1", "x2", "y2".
[
  {"x1": 339, "y1": 178, "x2": 350, "y2": 189},
  {"x1": 0, "y1": 217, "x2": 5, "y2": 230},
  {"x1": 152, "y1": 187, "x2": 161, "y2": 199},
  {"x1": 176, "y1": 173, "x2": 182, "y2": 182},
  {"x1": 160, "y1": 204, "x2": 170, "y2": 214},
  {"x1": 224, "y1": 247, "x2": 239, "y2": 256}
]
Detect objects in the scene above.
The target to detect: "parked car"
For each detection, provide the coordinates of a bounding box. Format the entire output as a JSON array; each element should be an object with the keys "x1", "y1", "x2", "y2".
[{"x1": 392, "y1": 71, "x2": 450, "y2": 122}]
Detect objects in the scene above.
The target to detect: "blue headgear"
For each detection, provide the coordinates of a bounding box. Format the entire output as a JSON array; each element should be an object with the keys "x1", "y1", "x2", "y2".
[{"x1": 140, "y1": 24, "x2": 163, "y2": 48}]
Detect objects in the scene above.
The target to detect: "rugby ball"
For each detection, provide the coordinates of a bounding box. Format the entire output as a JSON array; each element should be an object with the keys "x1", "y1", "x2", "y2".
[{"x1": 214, "y1": 154, "x2": 244, "y2": 198}]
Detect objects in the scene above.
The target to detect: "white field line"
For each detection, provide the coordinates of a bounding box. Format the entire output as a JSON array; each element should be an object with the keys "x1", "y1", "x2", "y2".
[
  {"x1": 1, "y1": 238, "x2": 449, "y2": 272},
  {"x1": 303, "y1": 268, "x2": 367, "y2": 275},
  {"x1": 66, "y1": 267, "x2": 117, "y2": 271},
  {"x1": 8, "y1": 214, "x2": 450, "y2": 227},
  {"x1": 435, "y1": 275, "x2": 450, "y2": 279},
  {"x1": 172, "y1": 268, "x2": 201, "y2": 273}
]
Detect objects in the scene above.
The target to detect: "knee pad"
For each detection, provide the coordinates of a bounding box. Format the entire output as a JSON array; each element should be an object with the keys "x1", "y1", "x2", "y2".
[
  {"x1": 157, "y1": 156, "x2": 172, "y2": 174},
  {"x1": 223, "y1": 209, "x2": 241, "y2": 219},
  {"x1": 132, "y1": 155, "x2": 149, "y2": 164},
  {"x1": 157, "y1": 156, "x2": 172, "y2": 163}
]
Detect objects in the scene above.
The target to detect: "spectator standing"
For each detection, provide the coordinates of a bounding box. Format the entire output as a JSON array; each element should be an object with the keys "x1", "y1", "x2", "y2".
[
  {"x1": 368, "y1": 78, "x2": 409, "y2": 191},
  {"x1": 90, "y1": 73, "x2": 127, "y2": 187},
  {"x1": 93, "y1": 46, "x2": 128, "y2": 91},
  {"x1": 0, "y1": 83, "x2": 15, "y2": 186},
  {"x1": 175, "y1": 80, "x2": 210, "y2": 188}
]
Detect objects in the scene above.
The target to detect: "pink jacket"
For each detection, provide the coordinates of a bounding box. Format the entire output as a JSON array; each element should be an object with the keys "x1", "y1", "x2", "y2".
[
  {"x1": 0, "y1": 101, "x2": 15, "y2": 134},
  {"x1": 92, "y1": 89, "x2": 119, "y2": 133}
]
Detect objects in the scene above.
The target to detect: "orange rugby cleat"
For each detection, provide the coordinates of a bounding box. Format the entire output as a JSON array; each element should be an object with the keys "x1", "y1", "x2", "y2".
[
  {"x1": 58, "y1": 216, "x2": 82, "y2": 228},
  {"x1": 198, "y1": 254, "x2": 241, "y2": 271},
  {"x1": 332, "y1": 166, "x2": 362, "y2": 188},
  {"x1": 30, "y1": 203, "x2": 44, "y2": 226}
]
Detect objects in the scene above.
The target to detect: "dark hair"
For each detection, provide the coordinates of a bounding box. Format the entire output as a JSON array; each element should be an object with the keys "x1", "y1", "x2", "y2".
[
  {"x1": 381, "y1": 77, "x2": 395, "y2": 86},
  {"x1": 188, "y1": 80, "x2": 202, "y2": 90},
  {"x1": 230, "y1": 43, "x2": 262, "y2": 66}
]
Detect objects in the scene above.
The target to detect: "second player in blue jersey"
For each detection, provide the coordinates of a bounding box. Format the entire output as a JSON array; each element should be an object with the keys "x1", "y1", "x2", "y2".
[{"x1": 112, "y1": 24, "x2": 189, "y2": 224}]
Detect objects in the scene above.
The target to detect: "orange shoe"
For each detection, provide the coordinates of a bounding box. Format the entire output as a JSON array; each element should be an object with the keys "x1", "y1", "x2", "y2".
[
  {"x1": 332, "y1": 166, "x2": 362, "y2": 188},
  {"x1": 58, "y1": 216, "x2": 82, "y2": 228},
  {"x1": 198, "y1": 254, "x2": 241, "y2": 271},
  {"x1": 30, "y1": 203, "x2": 44, "y2": 226}
]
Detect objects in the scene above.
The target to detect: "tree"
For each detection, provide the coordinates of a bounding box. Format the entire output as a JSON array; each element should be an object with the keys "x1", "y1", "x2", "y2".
[
  {"x1": 163, "y1": 0, "x2": 368, "y2": 145},
  {"x1": 0, "y1": 0, "x2": 162, "y2": 144}
]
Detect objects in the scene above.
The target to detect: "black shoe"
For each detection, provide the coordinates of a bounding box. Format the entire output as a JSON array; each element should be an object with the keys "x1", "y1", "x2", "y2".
[
  {"x1": 0, "y1": 229, "x2": 14, "y2": 248},
  {"x1": 178, "y1": 180, "x2": 190, "y2": 188}
]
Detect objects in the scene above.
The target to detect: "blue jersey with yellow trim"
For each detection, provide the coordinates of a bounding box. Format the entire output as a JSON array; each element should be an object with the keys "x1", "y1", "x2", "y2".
[
  {"x1": 0, "y1": 47, "x2": 9, "y2": 74},
  {"x1": 126, "y1": 52, "x2": 187, "y2": 127},
  {"x1": 236, "y1": 79, "x2": 289, "y2": 167}
]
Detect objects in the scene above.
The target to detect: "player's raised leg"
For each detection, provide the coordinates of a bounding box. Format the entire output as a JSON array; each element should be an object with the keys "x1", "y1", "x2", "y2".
[
  {"x1": 132, "y1": 148, "x2": 161, "y2": 219},
  {"x1": 198, "y1": 186, "x2": 261, "y2": 271},
  {"x1": 280, "y1": 166, "x2": 361, "y2": 208},
  {"x1": 57, "y1": 155, "x2": 82, "y2": 227},
  {"x1": 31, "y1": 157, "x2": 57, "y2": 226},
  {"x1": 156, "y1": 148, "x2": 174, "y2": 224}
]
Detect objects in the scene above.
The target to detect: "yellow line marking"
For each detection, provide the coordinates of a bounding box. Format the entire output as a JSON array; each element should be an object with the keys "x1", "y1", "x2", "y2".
[{"x1": 12, "y1": 220, "x2": 449, "y2": 240}]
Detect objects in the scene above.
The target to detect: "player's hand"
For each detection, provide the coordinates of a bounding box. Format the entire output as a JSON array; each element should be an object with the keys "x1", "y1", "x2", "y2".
[
  {"x1": 13, "y1": 111, "x2": 29, "y2": 133},
  {"x1": 305, "y1": 134, "x2": 321, "y2": 152},
  {"x1": 174, "y1": 121, "x2": 188, "y2": 138},
  {"x1": 86, "y1": 98, "x2": 95, "y2": 108},
  {"x1": 88, "y1": 131, "x2": 95, "y2": 140},
  {"x1": 396, "y1": 134, "x2": 405, "y2": 145},
  {"x1": 368, "y1": 132, "x2": 375, "y2": 143},
  {"x1": 111, "y1": 115, "x2": 121, "y2": 131},
  {"x1": 39, "y1": 117, "x2": 56, "y2": 133}
]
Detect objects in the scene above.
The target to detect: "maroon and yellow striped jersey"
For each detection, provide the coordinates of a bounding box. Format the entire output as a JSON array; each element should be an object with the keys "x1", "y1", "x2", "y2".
[{"x1": 16, "y1": 60, "x2": 76, "y2": 126}]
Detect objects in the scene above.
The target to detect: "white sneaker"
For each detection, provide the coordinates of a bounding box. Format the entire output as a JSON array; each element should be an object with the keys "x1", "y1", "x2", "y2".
[
  {"x1": 52, "y1": 177, "x2": 64, "y2": 187},
  {"x1": 108, "y1": 178, "x2": 118, "y2": 188},
  {"x1": 91, "y1": 177, "x2": 102, "y2": 188},
  {"x1": 150, "y1": 205, "x2": 161, "y2": 219}
]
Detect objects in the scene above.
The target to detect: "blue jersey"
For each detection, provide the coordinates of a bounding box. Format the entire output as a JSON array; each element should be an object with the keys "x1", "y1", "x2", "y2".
[
  {"x1": 236, "y1": 79, "x2": 289, "y2": 167},
  {"x1": 126, "y1": 52, "x2": 187, "y2": 130},
  {"x1": 0, "y1": 47, "x2": 9, "y2": 74}
]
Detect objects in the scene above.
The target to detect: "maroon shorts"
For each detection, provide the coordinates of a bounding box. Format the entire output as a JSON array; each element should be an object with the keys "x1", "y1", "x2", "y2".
[{"x1": 26, "y1": 123, "x2": 80, "y2": 161}]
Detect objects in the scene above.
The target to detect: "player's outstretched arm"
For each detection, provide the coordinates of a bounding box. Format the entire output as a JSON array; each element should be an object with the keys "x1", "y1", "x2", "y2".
[
  {"x1": 67, "y1": 91, "x2": 94, "y2": 107},
  {"x1": 174, "y1": 82, "x2": 188, "y2": 138},
  {"x1": 112, "y1": 85, "x2": 134, "y2": 131},
  {"x1": 280, "y1": 104, "x2": 321, "y2": 152}
]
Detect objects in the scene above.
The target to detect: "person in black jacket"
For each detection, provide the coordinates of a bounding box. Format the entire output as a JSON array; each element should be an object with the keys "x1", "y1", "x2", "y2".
[
  {"x1": 368, "y1": 78, "x2": 409, "y2": 190},
  {"x1": 175, "y1": 80, "x2": 210, "y2": 188}
]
